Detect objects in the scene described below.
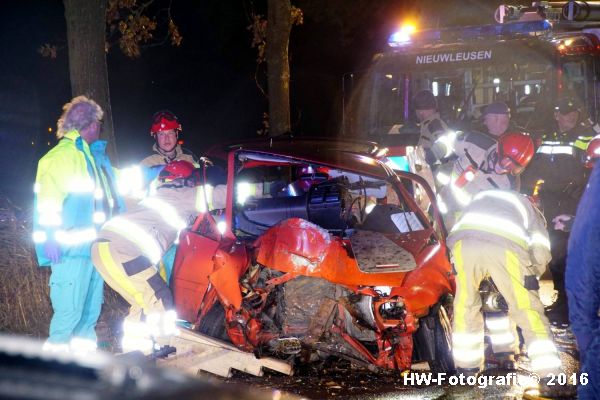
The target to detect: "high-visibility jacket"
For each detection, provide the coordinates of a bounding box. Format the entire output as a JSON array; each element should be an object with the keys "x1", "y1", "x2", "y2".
[
  {"x1": 33, "y1": 130, "x2": 123, "y2": 266},
  {"x1": 97, "y1": 182, "x2": 226, "y2": 265},
  {"x1": 521, "y1": 127, "x2": 592, "y2": 219},
  {"x1": 448, "y1": 189, "x2": 551, "y2": 274}
]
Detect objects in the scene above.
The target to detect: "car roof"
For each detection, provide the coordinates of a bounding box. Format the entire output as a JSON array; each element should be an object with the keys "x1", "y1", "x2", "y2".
[{"x1": 206, "y1": 137, "x2": 394, "y2": 178}]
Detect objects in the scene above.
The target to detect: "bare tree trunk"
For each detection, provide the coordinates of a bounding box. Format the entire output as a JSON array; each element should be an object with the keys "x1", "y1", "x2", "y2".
[
  {"x1": 63, "y1": 0, "x2": 118, "y2": 162},
  {"x1": 266, "y1": 0, "x2": 292, "y2": 136}
]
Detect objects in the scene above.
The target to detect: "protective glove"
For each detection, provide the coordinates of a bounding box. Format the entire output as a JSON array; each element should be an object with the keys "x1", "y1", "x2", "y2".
[
  {"x1": 43, "y1": 239, "x2": 62, "y2": 264},
  {"x1": 552, "y1": 214, "x2": 574, "y2": 232}
]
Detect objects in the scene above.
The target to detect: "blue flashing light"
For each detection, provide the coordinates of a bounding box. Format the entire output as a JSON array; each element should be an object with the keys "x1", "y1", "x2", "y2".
[
  {"x1": 388, "y1": 30, "x2": 412, "y2": 47},
  {"x1": 388, "y1": 19, "x2": 551, "y2": 47},
  {"x1": 461, "y1": 20, "x2": 551, "y2": 39}
]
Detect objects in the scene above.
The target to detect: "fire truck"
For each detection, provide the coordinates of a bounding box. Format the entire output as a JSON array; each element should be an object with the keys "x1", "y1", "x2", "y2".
[{"x1": 349, "y1": 1, "x2": 600, "y2": 157}]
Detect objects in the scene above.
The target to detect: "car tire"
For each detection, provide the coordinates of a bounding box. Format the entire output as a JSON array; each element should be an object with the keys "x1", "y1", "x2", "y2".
[
  {"x1": 428, "y1": 302, "x2": 455, "y2": 375},
  {"x1": 197, "y1": 302, "x2": 230, "y2": 342}
]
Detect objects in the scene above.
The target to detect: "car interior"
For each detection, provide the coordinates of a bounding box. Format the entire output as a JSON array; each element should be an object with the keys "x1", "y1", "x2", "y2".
[{"x1": 232, "y1": 152, "x2": 430, "y2": 244}]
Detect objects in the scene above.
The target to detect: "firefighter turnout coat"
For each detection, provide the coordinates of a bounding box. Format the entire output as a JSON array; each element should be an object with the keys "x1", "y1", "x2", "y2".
[
  {"x1": 140, "y1": 143, "x2": 198, "y2": 168},
  {"x1": 447, "y1": 189, "x2": 561, "y2": 376},
  {"x1": 436, "y1": 132, "x2": 514, "y2": 229},
  {"x1": 418, "y1": 112, "x2": 450, "y2": 167}
]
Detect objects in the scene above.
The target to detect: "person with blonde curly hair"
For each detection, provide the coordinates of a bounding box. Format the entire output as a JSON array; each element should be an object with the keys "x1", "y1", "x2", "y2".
[{"x1": 33, "y1": 95, "x2": 124, "y2": 353}]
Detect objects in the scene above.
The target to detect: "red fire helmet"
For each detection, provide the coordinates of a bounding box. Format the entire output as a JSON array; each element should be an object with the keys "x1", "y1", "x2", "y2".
[
  {"x1": 150, "y1": 110, "x2": 182, "y2": 135},
  {"x1": 498, "y1": 131, "x2": 535, "y2": 168},
  {"x1": 158, "y1": 160, "x2": 196, "y2": 182},
  {"x1": 586, "y1": 135, "x2": 600, "y2": 168}
]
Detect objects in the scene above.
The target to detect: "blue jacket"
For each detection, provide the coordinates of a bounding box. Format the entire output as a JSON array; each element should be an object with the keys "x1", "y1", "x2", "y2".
[
  {"x1": 566, "y1": 161, "x2": 600, "y2": 355},
  {"x1": 33, "y1": 130, "x2": 123, "y2": 266}
]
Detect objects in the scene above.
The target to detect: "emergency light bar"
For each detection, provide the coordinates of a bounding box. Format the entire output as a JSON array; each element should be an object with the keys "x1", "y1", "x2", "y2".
[{"x1": 388, "y1": 20, "x2": 552, "y2": 47}]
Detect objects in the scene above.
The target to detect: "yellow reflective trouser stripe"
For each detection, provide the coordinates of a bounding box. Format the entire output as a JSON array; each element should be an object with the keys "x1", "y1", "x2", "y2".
[
  {"x1": 505, "y1": 250, "x2": 546, "y2": 340},
  {"x1": 453, "y1": 241, "x2": 468, "y2": 332},
  {"x1": 97, "y1": 242, "x2": 147, "y2": 310},
  {"x1": 158, "y1": 260, "x2": 167, "y2": 282}
]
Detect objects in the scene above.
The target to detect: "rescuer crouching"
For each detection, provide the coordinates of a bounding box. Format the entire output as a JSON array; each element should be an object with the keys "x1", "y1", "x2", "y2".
[
  {"x1": 448, "y1": 189, "x2": 575, "y2": 397},
  {"x1": 91, "y1": 160, "x2": 226, "y2": 354}
]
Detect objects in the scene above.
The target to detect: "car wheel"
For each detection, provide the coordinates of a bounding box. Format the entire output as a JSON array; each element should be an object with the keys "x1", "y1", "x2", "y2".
[
  {"x1": 429, "y1": 302, "x2": 455, "y2": 375},
  {"x1": 197, "y1": 302, "x2": 230, "y2": 342}
]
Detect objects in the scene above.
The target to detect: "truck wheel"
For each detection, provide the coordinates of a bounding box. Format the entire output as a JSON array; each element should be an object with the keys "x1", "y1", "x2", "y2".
[
  {"x1": 429, "y1": 303, "x2": 455, "y2": 375},
  {"x1": 197, "y1": 302, "x2": 230, "y2": 342}
]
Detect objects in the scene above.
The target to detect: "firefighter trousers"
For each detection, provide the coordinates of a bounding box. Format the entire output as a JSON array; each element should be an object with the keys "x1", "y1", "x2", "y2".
[
  {"x1": 91, "y1": 239, "x2": 173, "y2": 322},
  {"x1": 451, "y1": 239, "x2": 560, "y2": 374}
]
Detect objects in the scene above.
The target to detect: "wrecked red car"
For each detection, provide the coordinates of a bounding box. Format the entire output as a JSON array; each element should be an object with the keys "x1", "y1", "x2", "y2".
[{"x1": 172, "y1": 137, "x2": 455, "y2": 373}]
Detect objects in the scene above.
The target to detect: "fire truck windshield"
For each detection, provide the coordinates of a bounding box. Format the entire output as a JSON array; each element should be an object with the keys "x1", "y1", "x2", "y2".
[{"x1": 351, "y1": 36, "x2": 598, "y2": 140}]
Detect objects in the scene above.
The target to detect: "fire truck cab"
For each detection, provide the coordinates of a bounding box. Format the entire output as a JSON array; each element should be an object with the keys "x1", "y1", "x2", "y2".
[{"x1": 351, "y1": 1, "x2": 600, "y2": 155}]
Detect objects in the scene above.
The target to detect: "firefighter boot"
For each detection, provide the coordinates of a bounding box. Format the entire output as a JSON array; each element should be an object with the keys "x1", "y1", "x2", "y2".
[
  {"x1": 495, "y1": 352, "x2": 517, "y2": 370},
  {"x1": 544, "y1": 291, "x2": 569, "y2": 328}
]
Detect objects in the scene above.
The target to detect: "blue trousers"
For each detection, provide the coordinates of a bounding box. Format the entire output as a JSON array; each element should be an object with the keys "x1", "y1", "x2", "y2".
[
  {"x1": 160, "y1": 245, "x2": 177, "y2": 286},
  {"x1": 579, "y1": 335, "x2": 600, "y2": 400},
  {"x1": 47, "y1": 257, "x2": 104, "y2": 344}
]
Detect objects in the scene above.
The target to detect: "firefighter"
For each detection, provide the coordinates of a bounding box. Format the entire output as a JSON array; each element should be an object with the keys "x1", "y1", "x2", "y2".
[
  {"x1": 140, "y1": 110, "x2": 200, "y2": 284},
  {"x1": 141, "y1": 110, "x2": 198, "y2": 168},
  {"x1": 436, "y1": 131, "x2": 534, "y2": 229},
  {"x1": 481, "y1": 102, "x2": 514, "y2": 138},
  {"x1": 91, "y1": 160, "x2": 226, "y2": 353},
  {"x1": 449, "y1": 189, "x2": 573, "y2": 397},
  {"x1": 33, "y1": 96, "x2": 124, "y2": 353},
  {"x1": 520, "y1": 96, "x2": 593, "y2": 327},
  {"x1": 565, "y1": 160, "x2": 600, "y2": 400},
  {"x1": 413, "y1": 89, "x2": 451, "y2": 167}
]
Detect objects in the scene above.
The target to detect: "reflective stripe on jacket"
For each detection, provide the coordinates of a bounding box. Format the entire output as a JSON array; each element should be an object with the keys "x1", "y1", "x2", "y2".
[{"x1": 448, "y1": 189, "x2": 551, "y2": 274}]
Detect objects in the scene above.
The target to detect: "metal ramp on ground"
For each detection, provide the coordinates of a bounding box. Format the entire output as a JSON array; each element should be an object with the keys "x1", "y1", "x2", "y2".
[{"x1": 157, "y1": 328, "x2": 293, "y2": 378}]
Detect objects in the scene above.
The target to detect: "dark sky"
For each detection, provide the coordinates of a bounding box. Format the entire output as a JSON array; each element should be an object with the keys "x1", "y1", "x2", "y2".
[
  {"x1": 0, "y1": 0, "x2": 507, "y2": 202},
  {"x1": 1, "y1": 1, "x2": 374, "y2": 160}
]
